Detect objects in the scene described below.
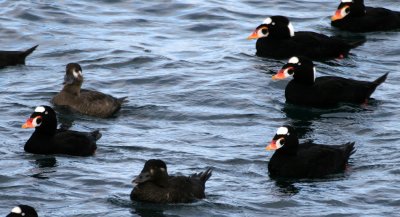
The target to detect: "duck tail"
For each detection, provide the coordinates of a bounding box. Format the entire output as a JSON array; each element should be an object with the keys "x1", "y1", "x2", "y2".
[
  {"x1": 198, "y1": 168, "x2": 212, "y2": 184},
  {"x1": 118, "y1": 96, "x2": 128, "y2": 104},
  {"x1": 21, "y1": 45, "x2": 39, "y2": 59},
  {"x1": 343, "y1": 142, "x2": 356, "y2": 159},
  {"x1": 91, "y1": 130, "x2": 102, "y2": 141},
  {"x1": 373, "y1": 72, "x2": 389, "y2": 86}
]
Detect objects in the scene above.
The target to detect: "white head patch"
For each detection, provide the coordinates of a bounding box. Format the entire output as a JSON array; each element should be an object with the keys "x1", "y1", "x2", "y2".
[
  {"x1": 263, "y1": 17, "x2": 272, "y2": 25},
  {"x1": 11, "y1": 206, "x2": 22, "y2": 214},
  {"x1": 73, "y1": 70, "x2": 82, "y2": 78},
  {"x1": 276, "y1": 127, "x2": 289, "y2": 135},
  {"x1": 341, "y1": 0, "x2": 353, "y2": 3},
  {"x1": 288, "y1": 57, "x2": 299, "y2": 64},
  {"x1": 35, "y1": 106, "x2": 45, "y2": 113},
  {"x1": 287, "y1": 22, "x2": 295, "y2": 37}
]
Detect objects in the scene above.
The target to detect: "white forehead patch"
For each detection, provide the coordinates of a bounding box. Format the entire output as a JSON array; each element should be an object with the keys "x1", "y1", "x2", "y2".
[
  {"x1": 287, "y1": 22, "x2": 295, "y2": 37},
  {"x1": 263, "y1": 17, "x2": 272, "y2": 25},
  {"x1": 341, "y1": 0, "x2": 353, "y2": 3},
  {"x1": 35, "y1": 106, "x2": 46, "y2": 113},
  {"x1": 288, "y1": 57, "x2": 299, "y2": 64},
  {"x1": 11, "y1": 206, "x2": 22, "y2": 214},
  {"x1": 276, "y1": 127, "x2": 289, "y2": 135}
]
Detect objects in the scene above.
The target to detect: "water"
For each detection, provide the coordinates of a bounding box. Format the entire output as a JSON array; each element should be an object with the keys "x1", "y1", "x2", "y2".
[{"x1": 1, "y1": 0, "x2": 399, "y2": 216}]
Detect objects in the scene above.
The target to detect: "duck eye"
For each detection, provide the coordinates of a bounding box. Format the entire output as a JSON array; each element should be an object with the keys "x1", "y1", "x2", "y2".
[
  {"x1": 288, "y1": 69, "x2": 294, "y2": 75},
  {"x1": 36, "y1": 117, "x2": 42, "y2": 125},
  {"x1": 261, "y1": 28, "x2": 268, "y2": 35},
  {"x1": 345, "y1": 7, "x2": 350, "y2": 13}
]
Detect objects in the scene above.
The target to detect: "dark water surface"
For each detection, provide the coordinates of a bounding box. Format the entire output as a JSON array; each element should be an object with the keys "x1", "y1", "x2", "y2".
[{"x1": 1, "y1": 0, "x2": 400, "y2": 216}]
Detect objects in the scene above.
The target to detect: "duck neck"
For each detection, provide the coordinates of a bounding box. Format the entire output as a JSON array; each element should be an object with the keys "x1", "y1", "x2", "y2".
[{"x1": 62, "y1": 83, "x2": 82, "y2": 96}]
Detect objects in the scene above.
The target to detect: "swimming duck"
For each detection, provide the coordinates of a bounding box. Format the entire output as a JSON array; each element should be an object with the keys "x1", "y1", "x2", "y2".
[
  {"x1": 6, "y1": 205, "x2": 38, "y2": 217},
  {"x1": 272, "y1": 56, "x2": 388, "y2": 108},
  {"x1": 266, "y1": 126, "x2": 355, "y2": 178},
  {"x1": 0, "y1": 45, "x2": 38, "y2": 68},
  {"x1": 130, "y1": 159, "x2": 212, "y2": 203},
  {"x1": 331, "y1": 0, "x2": 400, "y2": 32},
  {"x1": 247, "y1": 16, "x2": 362, "y2": 59},
  {"x1": 22, "y1": 105, "x2": 100, "y2": 156},
  {"x1": 51, "y1": 63, "x2": 127, "y2": 118}
]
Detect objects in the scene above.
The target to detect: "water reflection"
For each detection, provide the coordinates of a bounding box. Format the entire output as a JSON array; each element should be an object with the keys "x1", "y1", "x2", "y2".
[{"x1": 30, "y1": 156, "x2": 57, "y2": 179}]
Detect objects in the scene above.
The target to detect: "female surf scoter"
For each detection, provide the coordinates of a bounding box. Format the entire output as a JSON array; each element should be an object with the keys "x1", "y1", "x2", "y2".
[
  {"x1": 331, "y1": 0, "x2": 400, "y2": 32},
  {"x1": 6, "y1": 205, "x2": 38, "y2": 217},
  {"x1": 51, "y1": 63, "x2": 127, "y2": 118},
  {"x1": 22, "y1": 106, "x2": 100, "y2": 156},
  {"x1": 247, "y1": 16, "x2": 362, "y2": 59},
  {"x1": 0, "y1": 45, "x2": 38, "y2": 68},
  {"x1": 131, "y1": 159, "x2": 212, "y2": 203},
  {"x1": 272, "y1": 56, "x2": 388, "y2": 108},
  {"x1": 266, "y1": 126, "x2": 355, "y2": 178}
]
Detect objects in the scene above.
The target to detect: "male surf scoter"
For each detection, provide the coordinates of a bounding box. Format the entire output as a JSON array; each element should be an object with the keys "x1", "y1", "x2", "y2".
[
  {"x1": 51, "y1": 63, "x2": 127, "y2": 118},
  {"x1": 22, "y1": 106, "x2": 100, "y2": 156},
  {"x1": 266, "y1": 126, "x2": 355, "y2": 178},
  {"x1": 272, "y1": 56, "x2": 388, "y2": 108},
  {"x1": 247, "y1": 16, "x2": 362, "y2": 59},
  {"x1": 6, "y1": 205, "x2": 38, "y2": 217},
  {"x1": 130, "y1": 159, "x2": 212, "y2": 203},
  {"x1": 0, "y1": 45, "x2": 38, "y2": 68},
  {"x1": 331, "y1": 0, "x2": 400, "y2": 32}
]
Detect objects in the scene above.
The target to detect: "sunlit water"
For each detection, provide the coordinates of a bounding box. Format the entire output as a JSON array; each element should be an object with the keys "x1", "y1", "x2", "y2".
[{"x1": 1, "y1": 1, "x2": 400, "y2": 216}]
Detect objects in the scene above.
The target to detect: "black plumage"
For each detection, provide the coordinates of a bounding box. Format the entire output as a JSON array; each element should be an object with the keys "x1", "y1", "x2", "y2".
[
  {"x1": 130, "y1": 159, "x2": 212, "y2": 203},
  {"x1": 22, "y1": 106, "x2": 100, "y2": 156},
  {"x1": 0, "y1": 45, "x2": 38, "y2": 68},
  {"x1": 6, "y1": 205, "x2": 38, "y2": 217},
  {"x1": 247, "y1": 16, "x2": 361, "y2": 59},
  {"x1": 331, "y1": 0, "x2": 400, "y2": 32},
  {"x1": 272, "y1": 56, "x2": 388, "y2": 108},
  {"x1": 51, "y1": 63, "x2": 127, "y2": 118},
  {"x1": 266, "y1": 126, "x2": 355, "y2": 178}
]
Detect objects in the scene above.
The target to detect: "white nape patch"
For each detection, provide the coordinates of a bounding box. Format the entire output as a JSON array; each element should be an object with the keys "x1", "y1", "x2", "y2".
[
  {"x1": 73, "y1": 70, "x2": 82, "y2": 78},
  {"x1": 288, "y1": 57, "x2": 299, "y2": 64},
  {"x1": 341, "y1": 0, "x2": 353, "y2": 3},
  {"x1": 263, "y1": 17, "x2": 272, "y2": 25},
  {"x1": 160, "y1": 168, "x2": 166, "y2": 172},
  {"x1": 35, "y1": 106, "x2": 45, "y2": 113},
  {"x1": 11, "y1": 206, "x2": 22, "y2": 214},
  {"x1": 276, "y1": 127, "x2": 289, "y2": 135},
  {"x1": 313, "y1": 67, "x2": 317, "y2": 82},
  {"x1": 287, "y1": 22, "x2": 295, "y2": 37}
]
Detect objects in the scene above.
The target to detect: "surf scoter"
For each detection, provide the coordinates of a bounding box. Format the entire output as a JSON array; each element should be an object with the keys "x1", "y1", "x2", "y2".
[
  {"x1": 22, "y1": 105, "x2": 100, "y2": 156},
  {"x1": 130, "y1": 159, "x2": 212, "y2": 203},
  {"x1": 266, "y1": 126, "x2": 355, "y2": 178},
  {"x1": 247, "y1": 16, "x2": 362, "y2": 59},
  {"x1": 51, "y1": 63, "x2": 127, "y2": 118},
  {"x1": 272, "y1": 56, "x2": 388, "y2": 108},
  {"x1": 6, "y1": 205, "x2": 38, "y2": 217},
  {"x1": 331, "y1": 0, "x2": 400, "y2": 32},
  {"x1": 0, "y1": 45, "x2": 38, "y2": 68}
]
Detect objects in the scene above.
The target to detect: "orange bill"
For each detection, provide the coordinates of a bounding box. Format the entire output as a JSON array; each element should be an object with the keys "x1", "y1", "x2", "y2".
[
  {"x1": 331, "y1": 6, "x2": 348, "y2": 21},
  {"x1": 247, "y1": 30, "x2": 259, "y2": 40},
  {"x1": 266, "y1": 140, "x2": 277, "y2": 151},
  {"x1": 272, "y1": 67, "x2": 292, "y2": 80},
  {"x1": 22, "y1": 118, "x2": 34, "y2": 129}
]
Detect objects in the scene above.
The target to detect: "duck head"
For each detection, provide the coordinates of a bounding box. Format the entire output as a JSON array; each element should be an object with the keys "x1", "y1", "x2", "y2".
[
  {"x1": 248, "y1": 16, "x2": 295, "y2": 40},
  {"x1": 6, "y1": 205, "x2": 38, "y2": 217},
  {"x1": 332, "y1": 0, "x2": 366, "y2": 21},
  {"x1": 22, "y1": 106, "x2": 57, "y2": 134},
  {"x1": 266, "y1": 125, "x2": 299, "y2": 153},
  {"x1": 133, "y1": 159, "x2": 169, "y2": 187},
  {"x1": 272, "y1": 56, "x2": 316, "y2": 85},
  {"x1": 64, "y1": 63, "x2": 83, "y2": 86}
]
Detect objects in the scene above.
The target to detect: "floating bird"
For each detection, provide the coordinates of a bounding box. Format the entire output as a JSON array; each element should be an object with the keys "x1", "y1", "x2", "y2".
[
  {"x1": 6, "y1": 205, "x2": 38, "y2": 217},
  {"x1": 0, "y1": 45, "x2": 38, "y2": 68}
]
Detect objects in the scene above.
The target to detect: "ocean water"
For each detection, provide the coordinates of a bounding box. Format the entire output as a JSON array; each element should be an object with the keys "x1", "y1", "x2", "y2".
[{"x1": 1, "y1": 0, "x2": 400, "y2": 216}]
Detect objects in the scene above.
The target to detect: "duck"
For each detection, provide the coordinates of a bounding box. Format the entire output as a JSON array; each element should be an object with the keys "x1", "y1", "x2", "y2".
[
  {"x1": 130, "y1": 159, "x2": 212, "y2": 203},
  {"x1": 51, "y1": 63, "x2": 127, "y2": 118},
  {"x1": 272, "y1": 56, "x2": 388, "y2": 108},
  {"x1": 331, "y1": 0, "x2": 400, "y2": 32},
  {"x1": 266, "y1": 126, "x2": 355, "y2": 178},
  {"x1": 247, "y1": 16, "x2": 362, "y2": 59},
  {"x1": 6, "y1": 205, "x2": 38, "y2": 217},
  {"x1": 22, "y1": 105, "x2": 101, "y2": 156},
  {"x1": 0, "y1": 45, "x2": 38, "y2": 68}
]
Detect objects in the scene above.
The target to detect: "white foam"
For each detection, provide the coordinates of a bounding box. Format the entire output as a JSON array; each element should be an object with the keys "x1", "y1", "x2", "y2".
[
  {"x1": 288, "y1": 57, "x2": 299, "y2": 64},
  {"x1": 341, "y1": 0, "x2": 353, "y2": 3},
  {"x1": 276, "y1": 127, "x2": 289, "y2": 135},
  {"x1": 11, "y1": 206, "x2": 22, "y2": 214},
  {"x1": 35, "y1": 106, "x2": 45, "y2": 113},
  {"x1": 288, "y1": 22, "x2": 295, "y2": 37},
  {"x1": 263, "y1": 17, "x2": 272, "y2": 25}
]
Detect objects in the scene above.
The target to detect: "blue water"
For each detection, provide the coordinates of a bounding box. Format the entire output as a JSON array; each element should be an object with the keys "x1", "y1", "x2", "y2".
[{"x1": 1, "y1": 0, "x2": 400, "y2": 216}]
